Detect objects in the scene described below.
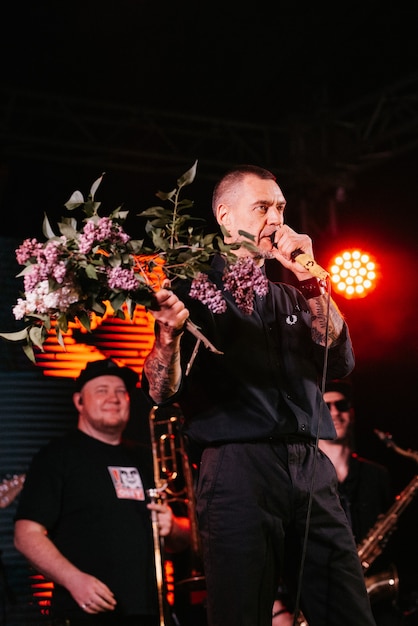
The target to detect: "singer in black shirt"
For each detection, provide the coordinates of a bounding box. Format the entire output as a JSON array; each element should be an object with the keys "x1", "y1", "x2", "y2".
[{"x1": 142, "y1": 165, "x2": 376, "y2": 626}]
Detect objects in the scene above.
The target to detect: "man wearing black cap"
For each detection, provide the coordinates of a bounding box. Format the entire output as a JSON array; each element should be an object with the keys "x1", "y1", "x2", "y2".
[{"x1": 14, "y1": 359, "x2": 190, "y2": 626}]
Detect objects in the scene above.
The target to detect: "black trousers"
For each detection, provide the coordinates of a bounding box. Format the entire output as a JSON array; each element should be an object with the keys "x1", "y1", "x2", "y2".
[{"x1": 196, "y1": 440, "x2": 376, "y2": 626}]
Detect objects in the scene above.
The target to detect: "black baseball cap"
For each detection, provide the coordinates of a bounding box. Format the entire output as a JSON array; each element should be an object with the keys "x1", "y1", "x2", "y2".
[
  {"x1": 75, "y1": 359, "x2": 138, "y2": 392},
  {"x1": 324, "y1": 378, "x2": 352, "y2": 404}
]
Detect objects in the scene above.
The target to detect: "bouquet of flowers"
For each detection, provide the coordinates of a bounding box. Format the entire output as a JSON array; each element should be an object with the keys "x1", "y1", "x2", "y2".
[{"x1": 0, "y1": 161, "x2": 269, "y2": 362}]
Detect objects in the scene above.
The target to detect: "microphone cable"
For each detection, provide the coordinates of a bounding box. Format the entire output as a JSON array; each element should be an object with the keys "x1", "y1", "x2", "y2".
[{"x1": 292, "y1": 275, "x2": 332, "y2": 626}]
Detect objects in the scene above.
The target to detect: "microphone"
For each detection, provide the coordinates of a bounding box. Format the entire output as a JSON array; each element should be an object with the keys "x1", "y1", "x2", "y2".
[
  {"x1": 290, "y1": 249, "x2": 329, "y2": 281},
  {"x1": 269, "y1": 234, "x2": 329, "y2": 280}
]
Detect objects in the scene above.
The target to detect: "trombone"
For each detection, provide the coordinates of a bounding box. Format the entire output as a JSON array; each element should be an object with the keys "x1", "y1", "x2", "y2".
[{"x1": 147, "y1": 404, "x2": 205, "y2": 625}]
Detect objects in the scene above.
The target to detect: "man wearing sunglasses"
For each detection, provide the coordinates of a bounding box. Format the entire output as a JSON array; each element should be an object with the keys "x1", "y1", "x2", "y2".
[
  {"x1": 272, "y1": 379, "x2": 399, "y2": 626},
  {"x1": 318, "y1": 380, "x2": 399, "y2": 626},
  {"x1": 319, "y1": 379, "x2": 392, "y2": 538}
]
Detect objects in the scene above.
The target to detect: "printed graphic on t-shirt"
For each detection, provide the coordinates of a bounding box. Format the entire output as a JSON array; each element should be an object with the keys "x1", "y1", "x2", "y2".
[{"x1": 108, "y1": 466, "x2": 145, "y2": 500}]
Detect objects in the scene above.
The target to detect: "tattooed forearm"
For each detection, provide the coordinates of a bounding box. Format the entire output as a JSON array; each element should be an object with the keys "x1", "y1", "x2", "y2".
[
  {"x1": 144, "y1": 346, "x2": 182, "y2": 404},
  {"x1": 309, "y1": 295, "x2": 344, "y2": 347}
]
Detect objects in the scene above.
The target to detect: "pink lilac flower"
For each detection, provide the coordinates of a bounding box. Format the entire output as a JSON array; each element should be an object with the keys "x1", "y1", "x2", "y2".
[
  {"x1": 95, "y1": 217, "x2": 113, "y2": 241},
  {"x1": 223, "y1": 257, "x2": 269, "y2": 314},
  {"x1": 78, "y1": 218, "x2": 131, "y2": 254},
  {"x1": 15, "y1": 238, "x2": 43, "y2": 265},
  {"x1": 189, "y1": 273, "x2": 227, "y2": 314},
  {"x1": 23, "y1": 266, "x2": 44, "y2": 292},
  {"x1": 42, "y1": 239, "x2": 64, "y2": 265},
  {"x1": 19, "y1": 239, "x2": 68, "y2": 292},
  {"x1": 78, "y1": 221, "x2": 97, "y2": 254},
  {"x1": 52, "y1": 261, "x2": 67, "y2": 283},
  {"x1": 107, "y1": 267, "x2": 139, "y2": 291}
]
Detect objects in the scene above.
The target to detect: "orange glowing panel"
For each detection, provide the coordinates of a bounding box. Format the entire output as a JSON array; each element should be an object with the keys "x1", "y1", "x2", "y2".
[
  {"x1": 35, "y1": 302, "x2": 155, "y2": 381},
  {"x1": 329, "y1": 249, "x2": 379, "y2": 299}
]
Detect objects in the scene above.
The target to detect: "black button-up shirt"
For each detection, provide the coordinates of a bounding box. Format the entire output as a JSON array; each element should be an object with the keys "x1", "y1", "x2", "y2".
[{"x1": 147, "y1": 256, "x2": 355, "y2": 446}]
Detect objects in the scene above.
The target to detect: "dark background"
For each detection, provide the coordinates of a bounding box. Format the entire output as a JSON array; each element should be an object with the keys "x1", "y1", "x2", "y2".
[
  {"x1": 2, "y1": 1, "x2": 417, "y2": 451},
  {"x1": 1, "y1": 0, "x2": 418, "y2": 619}
]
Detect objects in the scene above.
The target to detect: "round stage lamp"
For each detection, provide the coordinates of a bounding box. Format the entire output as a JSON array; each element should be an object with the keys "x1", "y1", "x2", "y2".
[{"x1": 329, "y1": 250, "x2": 378, "y2": 299}]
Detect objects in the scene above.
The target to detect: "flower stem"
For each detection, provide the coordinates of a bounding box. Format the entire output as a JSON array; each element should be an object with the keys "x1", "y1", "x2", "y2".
[{"x1": 185, "y1": 319, "x2": 223, "y2": 355}]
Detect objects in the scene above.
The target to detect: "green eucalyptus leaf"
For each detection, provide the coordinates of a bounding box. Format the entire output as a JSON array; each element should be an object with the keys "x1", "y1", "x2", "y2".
[
  {"x1": 65, "y1": 190, "x2": 85, "y2": 210},
  {"x1": 29, "y1": 326, "x2": 45, "y2": 350},
  {"x1": 82, "y1": 199, "x2": 98, "y2": 218},
  {"x1": 220, "y1": 224, "x2": 231, "y2": 238},
  {"x1": 43, "y1": 213, "x2": 57, "y2": 239},
  {"x1": 24, "y1": 312, "x2": 51, "y2": 325},
  {"x1": 151, "y1": 232, "x2": 170, "y2": 251},
  {"x1": 155, "y1": 189, "x2": 176, "y2": 202},
  {"x1": 121, "y1": 252, "x2": 132, "y2": 264},
  {"x1": 77, "y1": 311, "x2": 91, "y2": 332},
  {"x1": 85, "y1": 264, "x2": 99, "y2": 279},
  {"x1": 138, "y1": 206, "x2": 170, "y2": 218},
  {"x1": 217, "y1": 239, "x2": 238, "y2": 253},
  {"x1": 0, "y1": 328, "x2": 30, "y2": 342},
  {"x1": 110, "y1": 292, "x2": 127, "y2": 312},
  {"x1": 240, "y1": 241, "x2": 260, "y2": 255},
  {"x1": 177, "y1": 199, "x2": 195, "y2": 212},
  {"x1": 56, "y1": 326, "x2": 66, "y2": 350},
  {"x1": 177, "y1": 160, "x2": 198, "y2": 188},
  {"x1": 110, "y1": 208, "x2": 129, "y2": 221},
  {"x1": 202, "y1": 233, "x2": 217, "y2": 245},
  {"x1": 126, "y1": 297, "x2": 135, "y2": 320},
  {"x1": 89, "y1": 173, "x2": 105, "y2": 201},
  {"x1": 108, "y1": 254, "x2": 122, "y2": 268},
  {"x1": 16, "y1": 265, "x2": 35, "y2": 278},
  {"x1": 238, "y1": 229, "x2": 256, "y2": 242},
  {"x1": 113, "y1": 308, "x2": 126, "y2": 320},
  {"x1": 22, "y1": 342, "x2": 36, "y2": 363},
  {"x1": 58, "y1": 221, "x2": 78, "y2": 239},
  {"x1": 57, "y1": 313, "x2": 69, "y2": 333},
  {"x1": 60, "y1": 216, "x2": 78, "y2": 229},
  {"x1": 92, "y1": 300, "x2": 106, "y2": 315},
  {"x1": 128, "y1": 239, "x2": 145, "y2": 254}
]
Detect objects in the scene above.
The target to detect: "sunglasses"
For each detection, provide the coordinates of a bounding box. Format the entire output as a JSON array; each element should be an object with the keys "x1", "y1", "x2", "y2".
[{"x1": 326, "y1": 399, "x2": 351, "y2": 412}]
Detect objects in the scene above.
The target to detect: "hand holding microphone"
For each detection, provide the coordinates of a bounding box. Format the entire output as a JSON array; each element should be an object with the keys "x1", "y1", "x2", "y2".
[
  {"x1": 271, "y1": 226, "x2": 329, "y2": 281},
  {"x1": 290, "y1": 249, "x2": 329, "y2": 281}
]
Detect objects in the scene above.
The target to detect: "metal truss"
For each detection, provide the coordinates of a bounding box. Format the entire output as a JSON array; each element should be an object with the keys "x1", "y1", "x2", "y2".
[{"x1": 1, "y1": 73, "x2": 418, "y2": 194}]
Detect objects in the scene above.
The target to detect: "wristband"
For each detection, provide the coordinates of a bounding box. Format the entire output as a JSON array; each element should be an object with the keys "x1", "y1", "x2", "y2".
[{"x1": 297, "y1": 277, "x2": 328, "y2": 299}]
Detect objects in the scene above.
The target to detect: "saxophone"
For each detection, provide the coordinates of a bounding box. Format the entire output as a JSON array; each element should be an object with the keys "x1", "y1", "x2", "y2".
[
  {"x1": 357, "y1": 473, "x2": 418, "y2": 604},
  {"x1": 292, "y1": 435, "x2": 418, "y2": 624},
  {"x1": 358, "y1": 431, "x2": 418, "y2": 604},
  {"x1": 357, "y1": 474, "x2": 418, "y2": 573}
]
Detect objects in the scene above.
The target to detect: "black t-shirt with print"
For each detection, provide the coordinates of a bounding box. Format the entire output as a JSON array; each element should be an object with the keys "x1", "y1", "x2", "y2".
[{"x1": 15, "y1": 429, "x2": 158, "y2": 619}]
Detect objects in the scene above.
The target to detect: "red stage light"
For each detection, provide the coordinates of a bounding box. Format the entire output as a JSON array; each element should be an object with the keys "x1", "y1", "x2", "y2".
[{"x1": 329, "y1": 249, "x2": 379, "y2": 299}]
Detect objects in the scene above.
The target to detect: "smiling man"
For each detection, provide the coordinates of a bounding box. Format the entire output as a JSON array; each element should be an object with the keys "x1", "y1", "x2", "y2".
[{"x1": 14, "y1": 358, "x2": 190, "y2": 626}]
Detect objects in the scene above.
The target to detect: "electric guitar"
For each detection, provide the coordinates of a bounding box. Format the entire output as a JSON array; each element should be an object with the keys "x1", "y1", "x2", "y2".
[{"x1": 0, "y1": 474, "x2": 26, "y2": 508}]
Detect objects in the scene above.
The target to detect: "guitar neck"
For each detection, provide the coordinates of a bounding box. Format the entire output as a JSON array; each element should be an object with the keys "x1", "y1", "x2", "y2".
[{"x1": 0, "y1": 474, "x2": 26, "y2": 508}]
